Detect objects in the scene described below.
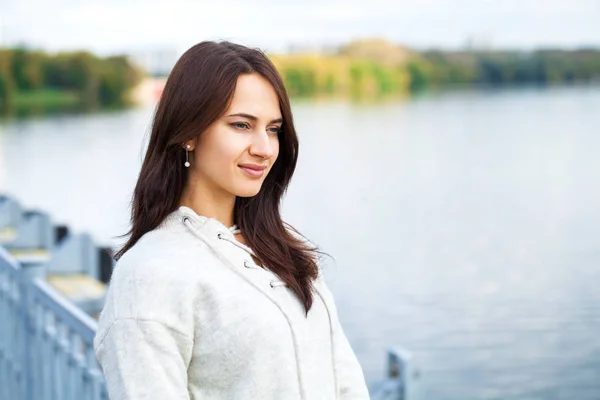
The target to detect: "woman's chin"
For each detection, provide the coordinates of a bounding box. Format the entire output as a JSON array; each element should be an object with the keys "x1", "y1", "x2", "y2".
[{"x1": 233, "y1": 183, "x2": 263, "y2": 198}]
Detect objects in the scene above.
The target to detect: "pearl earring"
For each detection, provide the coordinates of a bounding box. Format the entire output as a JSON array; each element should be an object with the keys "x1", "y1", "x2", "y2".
[{"x1": 184, "y1": 144, "x2": 191, "y2": 168}]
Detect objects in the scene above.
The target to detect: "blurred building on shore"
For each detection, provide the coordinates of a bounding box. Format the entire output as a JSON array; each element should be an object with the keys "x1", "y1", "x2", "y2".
[{"x1": 127, "y1": 46, "x2": 180, "y2": 77}]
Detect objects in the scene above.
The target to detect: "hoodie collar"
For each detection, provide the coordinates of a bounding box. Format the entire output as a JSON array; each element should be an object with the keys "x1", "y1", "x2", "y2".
[{"x1": 171, "y1": 206, "x2": 255, "y2": 257}]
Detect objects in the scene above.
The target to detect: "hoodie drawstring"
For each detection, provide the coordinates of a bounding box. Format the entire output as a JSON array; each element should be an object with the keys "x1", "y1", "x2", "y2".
[{"x1": 180, "y1": 215, "x2": 305, "y2": 399}]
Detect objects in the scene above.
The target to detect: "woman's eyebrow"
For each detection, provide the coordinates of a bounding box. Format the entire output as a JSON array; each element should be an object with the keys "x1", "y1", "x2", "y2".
[{"x1": 227, "y1": 113, "x2": 282, "y2": 124}]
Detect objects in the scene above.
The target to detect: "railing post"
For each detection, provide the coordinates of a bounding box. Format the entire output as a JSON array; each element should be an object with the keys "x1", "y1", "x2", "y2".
[
  {"x1": 19, "y1": 269, "x2": 33, "y2": 400},
  {"x1": 388, "y1": 347, "x2": 420, "y2": 400}
]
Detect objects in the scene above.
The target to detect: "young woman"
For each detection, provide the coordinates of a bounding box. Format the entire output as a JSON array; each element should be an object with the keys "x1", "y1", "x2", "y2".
[{"x1": 93, "y1": 41, "x2": 369, "y2": 399}]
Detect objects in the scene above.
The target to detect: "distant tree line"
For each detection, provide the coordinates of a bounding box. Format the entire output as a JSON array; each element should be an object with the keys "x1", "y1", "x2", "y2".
[
  {"x1": 409, "y1": 49, "x2": 600, "y2": 91},
  {"x1": 269, "y1": 54, "x2": 410, "y2": 99},
  {"x1": 268, "y1": 40, "x2": 600, "y2": 98},
  {"x1": 0, "y1": 48, "x2": 144, "y2": 113},
  {"x1": 2, "y1": 41, "x2": 599, "y2": 113}
]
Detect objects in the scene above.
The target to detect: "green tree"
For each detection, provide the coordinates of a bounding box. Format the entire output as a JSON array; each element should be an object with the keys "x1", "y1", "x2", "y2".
[
  {"x1": 0, "y1": 50, "x2": 15, "y2": 112},
  {"x1": 11, "y1": 48, "x2": 45, "y2": 90}
]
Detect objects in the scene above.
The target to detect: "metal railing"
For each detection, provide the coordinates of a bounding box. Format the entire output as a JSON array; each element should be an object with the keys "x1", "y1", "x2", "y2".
[{"x1": 0, "y1": 247, "x2": 107, "y2": 400}]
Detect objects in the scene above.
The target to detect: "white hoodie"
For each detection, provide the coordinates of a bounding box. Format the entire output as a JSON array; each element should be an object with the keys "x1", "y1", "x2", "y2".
[{"x1": 93, "y1": 206, "x2": 369, "y2": 400}]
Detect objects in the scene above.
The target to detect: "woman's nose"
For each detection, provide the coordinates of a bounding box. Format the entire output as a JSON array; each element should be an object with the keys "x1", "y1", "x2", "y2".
[{"x1": 250, "y1": 130, "x2": 276, "y2": 159}]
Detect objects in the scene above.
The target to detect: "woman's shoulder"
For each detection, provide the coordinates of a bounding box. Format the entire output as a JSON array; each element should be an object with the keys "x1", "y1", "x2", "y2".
[
  {"x1": 97, "y1": 225, "x2": 209, "y2": 339},
  {"x1": 117, "y1": 221, "x2": 208, "y2": 270},
  {"x1": 107, "y1": 225, "x2": 214, "y2": 302}
]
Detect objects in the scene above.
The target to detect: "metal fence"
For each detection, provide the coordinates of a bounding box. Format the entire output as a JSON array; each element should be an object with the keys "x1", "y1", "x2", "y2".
[{"x1": 0, "y1": 247, "x2": 107, "y2": 400}]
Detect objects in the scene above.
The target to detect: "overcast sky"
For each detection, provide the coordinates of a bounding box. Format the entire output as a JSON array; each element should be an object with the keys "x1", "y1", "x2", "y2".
[{"x1": 1, "y1": 0, "x2": 599, "y2": 54}]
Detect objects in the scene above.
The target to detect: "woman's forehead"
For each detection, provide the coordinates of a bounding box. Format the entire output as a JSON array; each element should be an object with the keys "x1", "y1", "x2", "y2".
[{"x1": 226, "y1": 74, "x2": 281, "y2": 121}]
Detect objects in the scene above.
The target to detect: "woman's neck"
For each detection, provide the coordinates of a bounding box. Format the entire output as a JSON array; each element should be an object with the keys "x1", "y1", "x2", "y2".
[{"x1": 180, "y1": 187, "x2": 236, "y2": 228}]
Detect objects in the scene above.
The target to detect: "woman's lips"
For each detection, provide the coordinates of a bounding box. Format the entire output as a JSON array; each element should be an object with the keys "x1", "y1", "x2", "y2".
[{"x1": 238, "y1": 163, "x2": 266, "y2": 178}]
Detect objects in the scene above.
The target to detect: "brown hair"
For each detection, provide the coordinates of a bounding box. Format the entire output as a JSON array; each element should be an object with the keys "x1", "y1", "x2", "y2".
[{"x1": 116, "y1": 41, "x2": 321, "y2": 313}]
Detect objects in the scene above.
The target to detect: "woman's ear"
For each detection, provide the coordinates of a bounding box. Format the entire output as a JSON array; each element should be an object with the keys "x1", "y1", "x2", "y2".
[{"x1": 184, "y1": 141, "x2": 196, "y2": 151}]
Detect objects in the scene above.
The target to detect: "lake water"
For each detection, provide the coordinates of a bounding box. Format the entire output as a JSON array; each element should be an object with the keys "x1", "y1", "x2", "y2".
[{"x1": 1, "y1": 85, "x2": 599, "y2": 399}]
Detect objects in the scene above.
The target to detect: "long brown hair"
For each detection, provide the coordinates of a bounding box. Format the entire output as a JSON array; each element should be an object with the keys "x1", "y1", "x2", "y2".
[{"x1": 116, "y1": 41, "x2": 321, "y2": 313}]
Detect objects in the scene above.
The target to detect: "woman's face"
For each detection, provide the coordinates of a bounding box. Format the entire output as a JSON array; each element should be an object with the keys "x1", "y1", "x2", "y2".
[{"x1": 186, "y1": 73, "x2": 281, "y2": 199}]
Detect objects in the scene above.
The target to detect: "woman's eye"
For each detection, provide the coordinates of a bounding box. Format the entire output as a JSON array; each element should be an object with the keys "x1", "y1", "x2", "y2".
[
  {"x1": 232, "y1": 122, "x2": 250, "y2": 130},
  {"x1": 269, "y1": 126, "x2": 282, "y2": 134}
]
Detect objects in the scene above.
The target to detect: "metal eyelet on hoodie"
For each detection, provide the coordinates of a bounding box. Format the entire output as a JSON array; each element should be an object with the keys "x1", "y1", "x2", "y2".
[
  {"x1": 243, "y1": 259, "x2": 265, "y2": 271},
  {"x1": 270, "y1": 281, "x2": 287, "y2": 289}
]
